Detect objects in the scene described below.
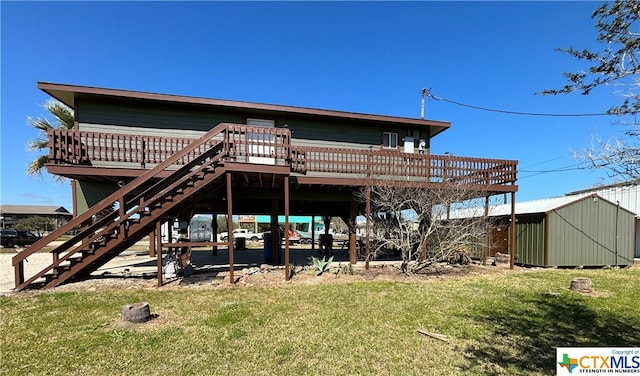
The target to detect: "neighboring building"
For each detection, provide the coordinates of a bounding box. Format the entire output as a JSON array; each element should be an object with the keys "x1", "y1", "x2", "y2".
[
  {"x1": 0, "y1": 205, "x2": 72, "y2": 230},
  {"x1": 566, "y1": 180, "x2": 640, "y2": 258},
  {"x1": 486, "y1": 194, "x2": 636, "y2": 267},
  {"x1": 12, "y1": 82, "x2": 519, "y2": 290}
]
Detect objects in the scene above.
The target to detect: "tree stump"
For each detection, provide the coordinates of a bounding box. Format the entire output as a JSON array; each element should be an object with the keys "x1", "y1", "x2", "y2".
[
  {"x1": 121, "y1": 302, "x2": 151, "y2": 323},
  {"x1": 570, "y1": 277, "x2": 593, "y2": 293}
]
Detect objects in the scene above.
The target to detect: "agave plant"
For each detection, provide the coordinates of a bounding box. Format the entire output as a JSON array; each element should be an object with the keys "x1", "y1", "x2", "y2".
[{"x1": 310, "y1": 255, "x2": 333, "y2": 276}]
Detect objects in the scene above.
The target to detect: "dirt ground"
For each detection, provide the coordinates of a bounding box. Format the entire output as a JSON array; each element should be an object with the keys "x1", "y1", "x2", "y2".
[{"x1": 0, "y1": 245, "x2": 513, "y2": 295}]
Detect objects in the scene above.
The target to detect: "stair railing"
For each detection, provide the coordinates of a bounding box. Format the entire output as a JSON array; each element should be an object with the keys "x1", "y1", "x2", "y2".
[{"x1": 13, "y1": 122, "x2": 235, "y2": 288}]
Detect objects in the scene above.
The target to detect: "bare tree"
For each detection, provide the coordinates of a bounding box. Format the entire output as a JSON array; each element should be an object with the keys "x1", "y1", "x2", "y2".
[
  {"x1": 357, "y1": 180, "x2": 495, "y2": 274},
  {"x1": 543, "y1": 1, "x2": 640, "y2": 180},
  {"x1": 542, "y1": 1, "x2": 640, "y2": 115},
  {"x1": 577, "y1": 131, "x2": 640, "y2": 180}
]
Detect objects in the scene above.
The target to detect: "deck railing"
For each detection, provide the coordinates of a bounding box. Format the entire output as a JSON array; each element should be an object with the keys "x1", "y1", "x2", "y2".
[
  {"x1": 48, "y1": 124, "x2": 292, "y2": 168},
  {"x1": 48, "y1": 124, "x2": 517, "y2": 187},
  {"x1": 291, "y1": 146, "x2": 517, "y2": 186}
]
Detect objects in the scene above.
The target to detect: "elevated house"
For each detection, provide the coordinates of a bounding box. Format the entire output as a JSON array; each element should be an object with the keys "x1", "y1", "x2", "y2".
[{"x1": 13, "y1": 82, "x2": 518, "y2": 291}]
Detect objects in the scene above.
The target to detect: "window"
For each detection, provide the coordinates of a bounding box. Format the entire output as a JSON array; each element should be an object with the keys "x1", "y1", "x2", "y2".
[
  {"x1": 247, "y1": 118, "x2": 275, "y2": 128},
  {"x1": 382, "y1": 132, "x2": 398, "y2": 149}
]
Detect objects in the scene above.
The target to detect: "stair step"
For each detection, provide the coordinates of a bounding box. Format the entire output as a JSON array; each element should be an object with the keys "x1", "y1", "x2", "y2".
[
  {"x1": 27, "y1": 281, "x2": 47, "y2": 290},
  {"x1": 16, "y1": 152, "x2": 227, "y2": 291},
  {"x1": 54, "y1": 265, "x2": 70, "y2": 274}
]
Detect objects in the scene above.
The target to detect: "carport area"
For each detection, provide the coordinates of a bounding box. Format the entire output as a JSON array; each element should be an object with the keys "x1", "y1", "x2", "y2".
[{"x1": 88, "y1": 244, "x2": 403, "y2": 286}]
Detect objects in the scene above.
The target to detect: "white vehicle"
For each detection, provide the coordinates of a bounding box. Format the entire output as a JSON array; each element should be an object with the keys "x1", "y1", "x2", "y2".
[{"x1": 219, "y1": 229, "x2": 263, "y2": 242}]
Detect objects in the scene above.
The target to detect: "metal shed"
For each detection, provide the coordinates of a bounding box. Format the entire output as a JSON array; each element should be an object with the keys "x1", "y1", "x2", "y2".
[
  {"x1": 489, "y1": 194, "x2": 636, "y2": 267},
  {"x1": 567, "y1": 180, "x2": 640, "y2": 258}
]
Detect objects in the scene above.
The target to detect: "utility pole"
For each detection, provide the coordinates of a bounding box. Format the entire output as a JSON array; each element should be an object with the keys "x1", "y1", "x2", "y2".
[{"x1": 420, "y1": 88, "x2": 427, "y2": 119}]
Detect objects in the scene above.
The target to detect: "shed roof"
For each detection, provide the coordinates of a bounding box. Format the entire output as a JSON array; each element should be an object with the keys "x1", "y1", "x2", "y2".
[
  {"x1": 489, "y1": 195, "x2": 591, "y2": 217},
  {"x1": 0, "y1": 205, "x2": 72, "y2": 216},
  {"x1": 448, "y1": 193, "x2": 636, "y2": 219},
  {"x1": 487, "y1": 193, "x2": 636, "y2": 217},
  {"x1": 38, "y1": 82, "x2": 451, "y2": 138}
]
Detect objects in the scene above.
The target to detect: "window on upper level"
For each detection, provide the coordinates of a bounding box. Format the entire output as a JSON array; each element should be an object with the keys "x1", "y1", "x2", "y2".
[{"x1": 382, "y1": 132, "x2": 398, "y2": 149}]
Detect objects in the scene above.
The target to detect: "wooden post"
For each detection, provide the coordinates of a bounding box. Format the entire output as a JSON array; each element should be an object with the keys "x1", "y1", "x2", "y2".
[
  {"x1": 149, "y1": 229, "x2": 156, "y2": 258},
  {"x1": 227, "y1": 172, "x2": 234, "y2": 283},
  {"x1": 349, "y1": 201, "x2": 357, "y2": 264},
  {"x1": 271, "y1": 199, "x2": 279, "y2": 264},
  {"x1": 510, "y1": 191, "x2": 516, "y2": 270},
  {"x1": 365, "y1": 186, "x2": 371, "y2": 270},
  {"x1": 156, "y1": 221, "x2": 162, "y2": 255},
  {"x1": 211, "y1": 212, "x2": 218, "y2": 256},
  {"x1": 15, "y1": 261, "x2": 24, "y2": 289},
  {"x1": 156, "y1": 221, "x2": 163, "y2": 287},
  {"x1": 311, "y1": 215, "x2": 316, "y2": 252},
  {"x1": 483, "y1": 196, "x2": 489, "y2": 266},
  {"x1": 284, "y1": 176, "x2": 290, "y2": 281}
]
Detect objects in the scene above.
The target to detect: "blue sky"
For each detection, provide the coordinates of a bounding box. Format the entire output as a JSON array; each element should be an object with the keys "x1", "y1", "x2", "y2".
[{"x1": 1, "y1": 1, "x2": 630, "y2": 212}]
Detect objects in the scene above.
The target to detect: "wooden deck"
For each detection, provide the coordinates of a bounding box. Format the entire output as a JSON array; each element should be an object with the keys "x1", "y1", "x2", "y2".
[{"x1": 48, "y1": 124, "x2": 517, "y2": 192}]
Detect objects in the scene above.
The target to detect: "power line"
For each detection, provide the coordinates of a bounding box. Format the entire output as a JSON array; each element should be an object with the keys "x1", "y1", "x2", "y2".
[
  {"x1": 520, "y1": 155, "x2": 570, "y2": 169},
  {"x1": 425, "y1": 89, "x2": 611, "y2": 117},
  {"x1": 519, "y1": 163, "x2": 594, "y2": 180}
]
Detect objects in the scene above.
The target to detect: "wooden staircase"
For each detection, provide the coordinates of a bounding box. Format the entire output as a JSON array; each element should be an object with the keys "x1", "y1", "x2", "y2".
[{"x1": 12, "y1": 124, "x2": 236, "y2": 291}]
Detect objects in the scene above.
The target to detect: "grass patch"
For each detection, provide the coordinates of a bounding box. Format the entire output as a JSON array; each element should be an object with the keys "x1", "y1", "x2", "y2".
[{"x1": 1, "y1": 268, "x2": 639, "y2": 375}]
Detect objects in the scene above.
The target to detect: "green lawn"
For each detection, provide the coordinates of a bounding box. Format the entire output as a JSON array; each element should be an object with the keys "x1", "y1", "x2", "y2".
[{"x1": 1, "y1": 268, "x2": 639, "y2": 375}]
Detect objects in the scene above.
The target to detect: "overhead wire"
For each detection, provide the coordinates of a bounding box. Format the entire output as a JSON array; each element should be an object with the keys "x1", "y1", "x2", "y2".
[
  {"x1": 424, "y1": 89, "x2": 611, "y2": 117},
  {"x1": 421, "y1": 89, "x2": 617, "y2": 179}
]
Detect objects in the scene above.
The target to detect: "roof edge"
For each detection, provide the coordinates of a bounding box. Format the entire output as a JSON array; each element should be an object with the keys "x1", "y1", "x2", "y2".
[
  {"x1": 37, "y1": 81, "x2": 452, "y2": 129},
  {"x1": 566, "y1": 179, "x2": 640, "y2": 196}
]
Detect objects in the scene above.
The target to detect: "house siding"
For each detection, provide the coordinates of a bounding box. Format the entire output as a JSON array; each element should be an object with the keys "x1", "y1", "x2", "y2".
[
  {"x1": 75, "y1": 180, "x2": 119, "y2": 214},
  {"x1": 77, "y1": 99, "x2": 430, "y2": 152}
]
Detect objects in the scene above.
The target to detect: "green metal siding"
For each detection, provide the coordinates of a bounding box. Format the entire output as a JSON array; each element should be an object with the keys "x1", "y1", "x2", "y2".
[
  {"x1": 77, "y1": 99, "x2": 429, "y2": 151},
  {"x1": 513, "y1": 214, "x2": 545, "y2": 266},
  {"x1": 78, "y1": 100, "x2": 244, "y2": 131},
  {"x1": 75, "y1": 180, "x2": 118, "y2": 214},
  {"x1": 547, "y1": 198, "x2": 635, "y2": 266}
]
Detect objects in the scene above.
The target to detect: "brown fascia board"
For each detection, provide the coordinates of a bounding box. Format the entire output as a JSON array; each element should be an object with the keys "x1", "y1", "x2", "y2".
[{"x1": 37, "y1": 82, "x2": 451, "y2": 137}]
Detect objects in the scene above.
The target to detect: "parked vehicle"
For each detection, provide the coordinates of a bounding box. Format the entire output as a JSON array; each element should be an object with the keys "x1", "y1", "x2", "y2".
[
  {"x1": 295, "y1": 231, "x2": 313, "y2": 244},
  {"x1": 285, "y1": 229, "x2": 302, "y2": 244},
  {"x1": 219, "y1": 229, "x2": 263, "y2": 242},
  {"x1": 1, "y1": 229, "x2": 41, "y2": 248},
  {"x1": 261, "y1": 228, "x2": 303, "y2": 244}
]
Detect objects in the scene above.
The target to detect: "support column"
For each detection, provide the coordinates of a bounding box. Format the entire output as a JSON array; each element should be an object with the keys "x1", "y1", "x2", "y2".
[
  {"x1": 365, "y1": 187, "x2": 371, "y2": 270},
  {"x1": 510, "y1": 191, "x2": 516, "y2": 270},
  {"x1": 284, "y1": 176, "x2": 290, "y2": 281},
  {"x1": 349, "y1": 201, "x2": 357, "y2": 264},
  {"x1": 311, "y1": 215, "x2": 316, "y2": 252},
  {"x1": 149, "y1": 229, "x2": 156, "y2": 258},
  {"x1": 211, "y1": 212, "x2": 218, "y2": 256},
  {"x1": 156, "y1": 221, "x2": 162, "y2": 255},
  {"x1": 483, "y1": 196, "x2": 489, "y2": 266},
  {"x1": 156, "y1": 220, "x2": 163, "y2": 287},
  {"x1": 320, "y1": 215, "x2": 332, "y2": 255},
  {"x1": 227, "y1": 172, "x2": 235, "y2": 283}
]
